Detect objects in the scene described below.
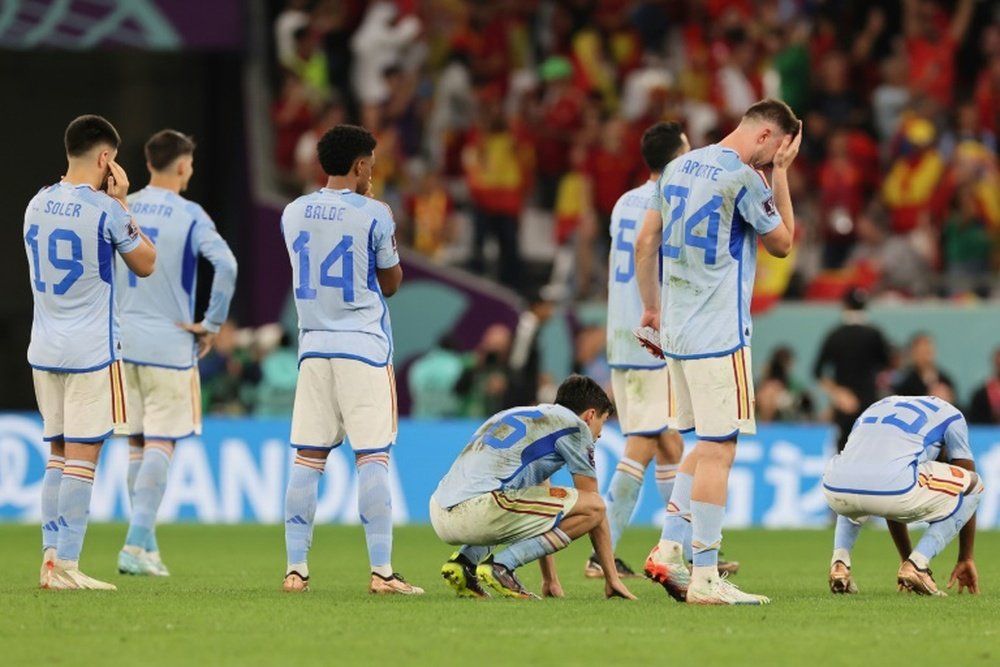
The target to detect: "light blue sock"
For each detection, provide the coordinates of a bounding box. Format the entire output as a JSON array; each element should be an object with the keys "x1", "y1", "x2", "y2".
[
  {"x1": 146, "y1": 529, "x2": 159, "y2": 554},
  {"x1": 126, "y1": 445, "x2": 143, "y2": 502},
  {"x1": 660, "y1": 471, "x2": 692, "y2": 545},
  {"x1": 495, "y1": 527, "x2": 571, "y2": 570},
  {"x1": 56, "y1": 459, "x2": 97, "y2": 562},
  {"x1": 124, "y1": 446, "x2": 171, "y2": 549},
  {"x1": 833, "y1": 515, "x2": 863, "y2": 551},
  {"x1": 683, "y1": 521, "x2": 693, "y2": 563},
  {"x1": 357, "y1": 452, "x2": 394, "y2": 575},
  {"x1": 41, "y1": 456, "x2": 64, "y2": 551},
  {"x1": 459, "y1": 545, "x2": 492, "y2": 565},
  {"x1": 655, "y1": 463, "x2": 678, "y2": 508},
  {"x1": 913, "y1": 491, "x2": 983, "y2": 565},
  {"x1": 285, "y1": 455, "x2": 324, "y2": 567},
  {"x1": 690, "y1": 500, "x2": 726, "y2": 568},
  {"x1": 606, "y1": 457, "x2": 644, "y2": 550}
]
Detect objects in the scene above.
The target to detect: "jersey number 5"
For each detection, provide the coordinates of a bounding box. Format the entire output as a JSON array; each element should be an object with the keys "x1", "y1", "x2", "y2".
[
  {"x1": 25, "y1": 224, "x2": 83, "y2": 295},
  {"x1": 483, "y1": 409, "x2": 545, "y2": 449},
  {"x1": 613, "y1": 218, "x2": 636, "y2": 283},
  {"x1": 292, "y1": 231, "x2": 354, "y2": 302},
  {"x1": 661, "y1": 185, "x2": 723, "y2": 266}
]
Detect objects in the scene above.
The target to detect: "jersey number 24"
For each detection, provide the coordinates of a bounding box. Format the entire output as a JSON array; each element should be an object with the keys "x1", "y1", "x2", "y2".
[{"x1": 661, "y1": 185, "x2": 723, "y2": 266}]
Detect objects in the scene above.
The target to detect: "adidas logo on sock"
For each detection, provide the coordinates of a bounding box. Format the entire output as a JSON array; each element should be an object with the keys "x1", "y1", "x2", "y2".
[
  {"x1": 286, "y1": 515, "x2": 308, "y2": 525},
  {"x1": 42, "y1": 520, "x2": 59, "y2": 532}
]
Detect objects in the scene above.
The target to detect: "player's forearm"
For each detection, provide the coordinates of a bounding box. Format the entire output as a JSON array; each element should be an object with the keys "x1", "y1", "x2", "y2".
[
  {"x1": 588, "y1": 516, "x2": 621, "y2": 586},
  {"x1": 635, "y1": 210, "x2": 662, "y2": 314},
  {"x1": 771, "y1": 167, "x2": 795, "y2": 241},
  {"x1": 538, "y1": 554, "x2": 558, "y2": 584},
  {"x1": 202, "y1": 245, "x2": 238, "y2": 331},
  {"x1": 957, "y1": 513, "x2": 976, "y2": 561}
]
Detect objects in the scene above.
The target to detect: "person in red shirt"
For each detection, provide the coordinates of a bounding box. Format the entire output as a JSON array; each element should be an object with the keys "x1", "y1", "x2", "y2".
[
  {"x1": 903, "y1": 0, "x2": 975, "y2": 110},
  {"x1": 818, "y1": 129, "x2": 865, "y2": 268},
  {"x1": 534, "y1": 56, "x2": 585, "y2": 211}
]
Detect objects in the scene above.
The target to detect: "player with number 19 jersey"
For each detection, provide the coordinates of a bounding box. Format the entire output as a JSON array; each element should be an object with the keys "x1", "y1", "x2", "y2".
[
  {"x1": 282, "y1": 187, "x2": 398, "y2": 368},
  {"x1": 26, "y1": 183, "x2": 140, "y2": 373},
  {"x1": 649, "y1": 145, "x2": 781, "y2": 359}
]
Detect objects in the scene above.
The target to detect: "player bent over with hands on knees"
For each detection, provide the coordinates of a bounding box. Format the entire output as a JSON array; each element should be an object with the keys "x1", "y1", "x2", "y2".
[
  {"x1": 279, "y1": 124, "x2": 422, "y2": 595},
  {"x1": 430, "y1": 374, "x2": 636, "y2": 601},
  {"x1": 823, "y1": 395, "x2": 984, "y2": 597},
  {"x1": 635, "y1": 99, "x2": 801, "y2": 605},
  {"x1": 28, "y1": 115, "x2": 157, "y2": 590}
]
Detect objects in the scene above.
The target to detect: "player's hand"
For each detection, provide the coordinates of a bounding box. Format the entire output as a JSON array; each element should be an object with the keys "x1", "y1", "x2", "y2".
[
  {"x1": 947, "y1": 559, "x2": 979, "y2": 594},
  {"x1": 605, "y1": 578, "x2": 637, "y2": 600},
  {"x1": 772, "y1": 120, "x2": 803, "y2": 171},
  {"x1": 639, "y1": 308, "x2": 659, "y2": 331},
  {"x1": 105, "y1": 159, "x2": 130, "y2": 202},
  {"x1": 541, "y1": 579, "x2": 564, "y2": 598},
  {"x1": 177, "y1": 321, "x2": 217, "y2": 358}
]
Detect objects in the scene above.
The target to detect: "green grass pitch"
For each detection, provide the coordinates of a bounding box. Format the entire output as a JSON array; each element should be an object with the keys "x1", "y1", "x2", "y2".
[{"x1": 1, "y1": 524, "x2": 998, "y2": 666}]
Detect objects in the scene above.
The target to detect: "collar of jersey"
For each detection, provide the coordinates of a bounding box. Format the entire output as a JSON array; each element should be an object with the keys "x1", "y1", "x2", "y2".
[{"x1": 320, "y1": 187, "x2": 353, "y2": 195}]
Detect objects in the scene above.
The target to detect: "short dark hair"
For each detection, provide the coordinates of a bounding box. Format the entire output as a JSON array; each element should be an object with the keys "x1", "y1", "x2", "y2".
[
  {"x1": 555, "y1": 374, "x2": 614, "y2": 417},
  {"x1": 64, "y1": 114, "x2": 120, "y2": 157},
  {"x1": 743, "y1": 98, "x2": 799, "y2": 137},
  {"x1": 145, "y1": 130, "x2": 196, "y2": 171},
  {"x1": 317, "y1": 124, "x2": 376, "y2": 177},
  {"x1": 641, "y1": 121, "x2": 686, "y2": 172}
]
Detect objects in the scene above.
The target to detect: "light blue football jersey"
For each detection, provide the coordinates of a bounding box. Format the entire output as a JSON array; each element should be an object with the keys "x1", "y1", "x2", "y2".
[
  {"x1": 281, "y1": 188, "x2": 399, "y2": 366},
  {"x1": 432, "y1": 403, "x2": 596, "y2": 509},
  {"x1": 118, "y1": 186, "x2": 238, "y2": 369},
  {"x1": 607, "y1": 180, "x2": 665, "y2": 369},
  {"x1": 823, "y1": 395, "x2": 973, "y2": 495},
  {"x1": 648, "y1": 145, "x2": 781, "y2": 358},
  {"x1": 24, "y1": 182, "x2": 141, "y2": 372}
]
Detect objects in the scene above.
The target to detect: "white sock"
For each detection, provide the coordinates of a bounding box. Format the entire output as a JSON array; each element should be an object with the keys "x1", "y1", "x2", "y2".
[
  {"x1": 832, "y1": 548, "x2": 851, "y2": 567},
  {"x1": 908, "y1": 552, "x2": 929, "y2": 570},
  {"x1": 372, "y1": 564, "x2": 393, "y2": 578},
  {"x1": 287, "y1": 562, "x2": 309, "y2": 578}
]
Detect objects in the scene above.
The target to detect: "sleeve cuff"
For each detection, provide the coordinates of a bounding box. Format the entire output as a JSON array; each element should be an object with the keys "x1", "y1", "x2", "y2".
[{"x1": 201, "y1": 320, "x2": 222, "y2": 334}]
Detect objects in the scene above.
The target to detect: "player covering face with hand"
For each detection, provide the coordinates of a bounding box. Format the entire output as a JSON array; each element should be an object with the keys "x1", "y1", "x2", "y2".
[{"x1": 430, "y1": 375, "x2": 637, "y2": 601}]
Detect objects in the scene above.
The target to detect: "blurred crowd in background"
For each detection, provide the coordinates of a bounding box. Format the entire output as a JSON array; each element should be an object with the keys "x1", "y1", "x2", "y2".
[{"x1": 206, "y1": 0, "x2": 1000, "y2": 426}]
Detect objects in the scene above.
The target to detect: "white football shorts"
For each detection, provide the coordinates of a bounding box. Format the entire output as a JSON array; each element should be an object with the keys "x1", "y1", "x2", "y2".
[
  {"x1": 291, "y1": 357, "x2": 397, "y2": 453},
  {"x1": 33, "y1": 361, "x2": 128, "y2": 443},
  {"x1": 666, "y1": 347, "x2": 755, "y2": 440},
  {"x1": 611, "y1": 366, "x2": 671, "y2": 436},
  {"x1": 124, "y1": 363, "x2": 202, "y2": 440},
  {"x1": 824, "y1": 461, "x2": 976, "y2": 524},
  {"x1": 429, "y1": 485, "x2": 579, "y2": 546}
]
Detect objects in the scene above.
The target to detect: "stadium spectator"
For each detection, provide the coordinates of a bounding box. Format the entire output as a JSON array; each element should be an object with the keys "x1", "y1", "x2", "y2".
[
  {"x1": 844, "y1": 203, "x2": 934, "y2": 297},
  {"x1": 813, "y1": 288, "x2": 891, "y2": 452},
  {"x1": 274, "y1": 0, "x2": 310, "y2": 68},
  {"x1": 199, "y1": 321, "x2": 261, "y2": 415},
  {"x1": 254, "y1": 330, "x2": 298, "y2": 417},
  {"x1": 272, "y1": 71, "x2": 318, "y2": 178},
  {"x1": 902, "y1": 0, "x2": 975, "y2": 110},
  {"x1": 817, "y1": 128, "x2": 865, "y2": 269},
  {"x1": 534, "y1": 56, "x2": 585, "y2": 210},
  {"x1": 756, "y1": 346, "x2": 814, "y2": 423},
  {"x1": 507, "y1": 294, "x2": 556, "y2": 407},
  {"x1": 408, "y1": 336, "x2": 466, "y2": 419},
  {"x1": 892, "y1": 332, "x2": 956, "y2": 402},
  {"x1": 294, "y1": 97, "x2": 348, "y2": 193},
  {"x1": 403, "y1": 162, "x2": 458, "y2": 260},
  {"x1": 881, "y1": 116, "x2": 946, "y2": 234},
  {"x1": 459, "y1": 324, "x2": 513, "y2": 418},
  {"x1": 943, "y1": 186, "x2": 993, "y2": 296},
  {"x1": 463, "y1": 87, "x2": 532, "y2": 289},
  {"x1": 968, "y1": 347, "x2": 1000, "y2": 425},
  {"x1": 350, "y1": 1, "x2": 421, "y2": 127}
]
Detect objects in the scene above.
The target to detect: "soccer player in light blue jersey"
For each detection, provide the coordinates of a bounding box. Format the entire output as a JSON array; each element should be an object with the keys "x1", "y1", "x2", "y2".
[
  {"x1": 116, "y1": 130, "x2": 238, "y2": 577},
  {"x1": 280, "y1": 124, "x2": 422, "y2": 595},
  {"x1": 593, "y1": 122, "x2": 688, "y2": 579},
  {"x1": 823, "y1": 395, "x2": 983, "y2": 597},
  {"x1": 431, "y1": 375, "x2": 637, "y2": 601},
  {"x1": 635, "y1": 99, "x2": 801, "y2": 605},
  {"x1": 28, "y1": 115, "x2": 156, "y2": 590}
]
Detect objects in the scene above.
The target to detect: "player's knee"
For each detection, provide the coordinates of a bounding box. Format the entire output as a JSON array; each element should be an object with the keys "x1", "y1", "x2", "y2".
[{"x1": 576, "y1": 491, "x2": 606, "y2": 519}]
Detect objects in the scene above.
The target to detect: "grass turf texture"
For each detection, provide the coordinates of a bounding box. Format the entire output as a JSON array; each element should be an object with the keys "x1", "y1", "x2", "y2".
[{"x1": 1, "y1": 525, "x2": 997, "y2": 666}]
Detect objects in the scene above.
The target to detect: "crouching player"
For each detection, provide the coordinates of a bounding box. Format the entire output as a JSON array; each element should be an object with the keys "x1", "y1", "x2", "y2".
[
  {"x1": 430, "y1": 375, "x2": 637, "y2": 600},
  {"x1": 823, "y1": 395, "x2": 984, "y2": 596}
]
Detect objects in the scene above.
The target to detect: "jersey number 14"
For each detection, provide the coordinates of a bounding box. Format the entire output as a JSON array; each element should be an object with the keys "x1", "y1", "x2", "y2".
[{"x1": 292, "y1": 231, "x2": 355, "y2": 302}]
